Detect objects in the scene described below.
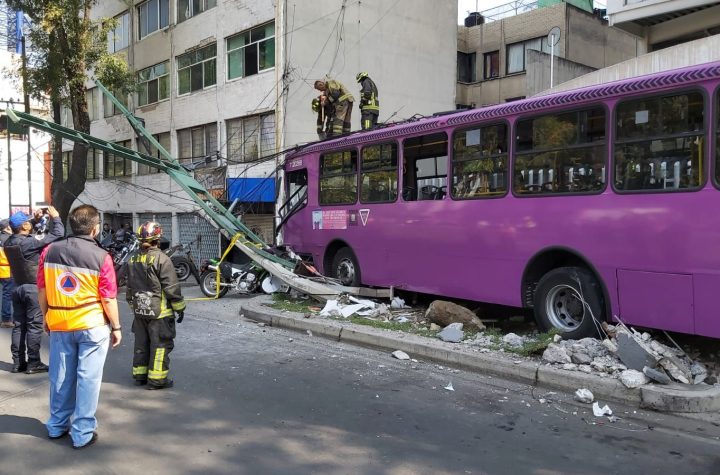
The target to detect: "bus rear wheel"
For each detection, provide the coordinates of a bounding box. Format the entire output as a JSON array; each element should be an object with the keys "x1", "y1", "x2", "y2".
[
  {"x1": 331, "y1": 247, "x2": 361, "y2": 287},
  {"x1": 533, "y1": 266, "x2": 604, "y2": 340}
]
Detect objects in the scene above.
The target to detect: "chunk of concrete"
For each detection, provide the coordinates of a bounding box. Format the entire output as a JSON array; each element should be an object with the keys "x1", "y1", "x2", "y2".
[
  {"x1": 425, "y1": 300, "x2": 485, "y2": 331},
  {"x1": 643, "y1": 366, "x2": 672, "y2": 385},
  {"x1": 438, "y1": 323, "x2": 464, "y2": 343},
  {"x1": 616, "y1": 333, "x2": 658, "y2": 371}
]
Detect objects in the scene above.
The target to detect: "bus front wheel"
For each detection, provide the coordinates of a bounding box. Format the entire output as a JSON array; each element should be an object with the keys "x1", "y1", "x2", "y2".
[
  {"x1": 533, "y1": 267, "x2": 604, "y2": 340},
  {"x1": 331, "y1": 248, "x2": 361, "y2": 287}
]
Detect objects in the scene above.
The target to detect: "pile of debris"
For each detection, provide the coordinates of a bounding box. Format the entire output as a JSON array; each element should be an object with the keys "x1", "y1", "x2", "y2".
[{"x1": 540, "y1": 323, "x2": 714, "y2": 389}]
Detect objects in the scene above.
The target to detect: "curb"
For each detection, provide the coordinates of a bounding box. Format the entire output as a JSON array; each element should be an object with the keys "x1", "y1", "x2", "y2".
[{"x1": 240, "y1": 302, "x2": 720, "y2": 413}]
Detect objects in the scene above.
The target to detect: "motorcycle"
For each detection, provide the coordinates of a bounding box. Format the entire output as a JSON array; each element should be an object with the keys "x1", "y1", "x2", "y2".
[{"x1": 165, "y1": 234, "x2": 202, "y2": 284}]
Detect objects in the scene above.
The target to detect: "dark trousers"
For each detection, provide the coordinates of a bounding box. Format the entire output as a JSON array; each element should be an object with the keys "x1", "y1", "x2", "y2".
[
  {"x1": 11, "y1": 284, "x2": 43, "y2": 366},
  {"x1": 132, "y1": 317, "x2": 175, "y2": 386},
  {"x1": 360, "y1": 111, "x2": 378, "y2": 130},
  {"x1": 1, "y1": 277, "x2": 13, "y2": 322}
]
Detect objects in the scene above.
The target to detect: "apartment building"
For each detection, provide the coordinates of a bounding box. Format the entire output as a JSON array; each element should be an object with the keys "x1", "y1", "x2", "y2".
[{"x1": 73, "y1": 0, "x2": 456, "y2": 257}]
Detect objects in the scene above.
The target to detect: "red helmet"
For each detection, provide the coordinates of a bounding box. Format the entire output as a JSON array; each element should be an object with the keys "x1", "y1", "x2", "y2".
[{"x1": 138, "y1": 221, "x2": 163, "y2": 242}]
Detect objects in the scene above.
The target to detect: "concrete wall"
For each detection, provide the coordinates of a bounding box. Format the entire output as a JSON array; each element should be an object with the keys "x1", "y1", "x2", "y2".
[
  {"x1": 536, "y1": 34, "x2": 720, "y2": 96},
  {"x1": 525, "y1": 50, "x2": 595, "y2": 97}
]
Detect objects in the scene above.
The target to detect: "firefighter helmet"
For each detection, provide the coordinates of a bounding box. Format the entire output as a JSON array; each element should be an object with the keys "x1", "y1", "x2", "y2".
[
  {"x1": 138, "y1": 221, "x2": 163, "y2": 242},
  {"x1": 311, "y1": 97, "x2": 320, "y2": 113}
]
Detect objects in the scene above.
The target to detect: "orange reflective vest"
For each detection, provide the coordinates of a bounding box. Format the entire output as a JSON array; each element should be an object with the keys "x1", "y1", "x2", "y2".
[
  {"x1": 0, "y1": 247, "x2": 10, "y2": 279},
  {"x1": 43, "y1": 236, "x2": 109, "y2": 332}
]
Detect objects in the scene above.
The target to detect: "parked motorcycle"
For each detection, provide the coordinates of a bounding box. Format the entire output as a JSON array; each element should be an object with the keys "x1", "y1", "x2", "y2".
[{"x1": 165, "y1": 235, "x2": 202, "y2": 284}]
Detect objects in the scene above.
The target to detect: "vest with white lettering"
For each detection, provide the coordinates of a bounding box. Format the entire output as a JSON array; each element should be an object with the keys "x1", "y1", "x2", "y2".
[{"x1": 43, "y1": 236, "x2": 108, "y2": 331}]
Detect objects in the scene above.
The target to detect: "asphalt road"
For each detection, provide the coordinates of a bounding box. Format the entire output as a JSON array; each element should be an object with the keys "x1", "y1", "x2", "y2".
[{"x1": 1, "y1": 289, "x2": 720, "y2": 475}]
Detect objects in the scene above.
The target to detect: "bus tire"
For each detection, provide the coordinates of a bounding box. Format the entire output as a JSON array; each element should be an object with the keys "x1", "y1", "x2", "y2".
[
  {"x1": 533, "y1": 266, "x2": 604, "y2": 340},
  {"x1": 331, "y1": 247, "x2": 361, "y2": 287}
]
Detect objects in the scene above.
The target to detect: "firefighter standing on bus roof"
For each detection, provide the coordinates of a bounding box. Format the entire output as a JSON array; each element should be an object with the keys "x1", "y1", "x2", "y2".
[
  {"x1": 312, "y1": 93, "x2": 335, "y2": 140},
  {"x1": 314, "y1": 78, "x2": 354, "y2": 135},
  {"x1": 126, "y1": 222, "x2": 185, "y2": 390},
  {"x1": 356, "y1": 72, "x2": 379, "y2": 130}
]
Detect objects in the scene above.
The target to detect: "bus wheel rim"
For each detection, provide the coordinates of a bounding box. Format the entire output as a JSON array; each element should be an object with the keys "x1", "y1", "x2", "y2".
[{"x1": 545, "y1": 284, "x2": 585, "y2": 332}]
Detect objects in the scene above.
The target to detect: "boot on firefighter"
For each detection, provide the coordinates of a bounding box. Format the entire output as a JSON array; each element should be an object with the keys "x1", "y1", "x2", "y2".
[
  {"x1": 314, "y1": 79, "x2": 354, "y2": 135},
  {"x1": 356, "y1": 72, "x2": 379, "y2": 131},
  {"x1": 312, "y1": 93, "x2": 335, "y2": 140},
  {"x1": 126, "y1": 222, "x2": 185, "y2": 390}
]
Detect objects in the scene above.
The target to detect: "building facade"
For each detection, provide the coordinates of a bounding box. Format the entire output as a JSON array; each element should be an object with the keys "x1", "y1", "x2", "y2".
[
  {"x1": 72, "y1": 0, "x2": 456, "y2": 255},
  {"x1": 456, "y1": 1, "x2": 645, "y2": 107}
]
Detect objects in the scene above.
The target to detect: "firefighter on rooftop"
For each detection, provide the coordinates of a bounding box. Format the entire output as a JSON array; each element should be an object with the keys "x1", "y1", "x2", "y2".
[
  {"x1": 126, "y1": 221, "x2": 185, "y2": 390},
  {"x1": 314, "y1": 78, "x2": 354, "y2": 135}
]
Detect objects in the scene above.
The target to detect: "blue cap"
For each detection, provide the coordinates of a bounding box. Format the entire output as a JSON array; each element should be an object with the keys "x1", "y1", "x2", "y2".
[{"x1": 9, "y1": 211, "x2": 31, "y2": 230}]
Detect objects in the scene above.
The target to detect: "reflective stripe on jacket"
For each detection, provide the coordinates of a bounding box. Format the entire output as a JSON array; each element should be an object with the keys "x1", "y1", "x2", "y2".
[{"x1": 43, "y1": 236, "x2": 108, "y2": 331}]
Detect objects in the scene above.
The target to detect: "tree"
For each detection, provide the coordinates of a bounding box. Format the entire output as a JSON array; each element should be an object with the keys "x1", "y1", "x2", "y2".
[{"x1": 7, "y1": 0, "x2": 134, "y2": 221}]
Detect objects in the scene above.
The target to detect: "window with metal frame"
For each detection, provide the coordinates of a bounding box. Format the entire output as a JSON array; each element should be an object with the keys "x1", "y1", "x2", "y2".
[
  {"x1": 178, "y1": 0, "x2": 217, "y2": 24},
  {"x1": 138, "y1": 0, "x2": 169, "y2": 39},
  {"x1": 137, "y1": 132, "x2": 170, "y2": 175},
  {"x1": 177, "y1": 43, "x2": 217, "y2": 95},
  {"x1": 615, "y1": 92, "x2": 704, "y2": 192},
  {"x1": 226, "y1": 113, "x2": 275, "y2": 163},
  {"x1": 319, "y1": 150, "x2": 358, "y2": 205},
  {"x1": 227, "y1": 22, "x2": 275, "y2": 80},
  {"x1": 514, "y1": 107, "x2": 606, "y2": 195},
  {"x1": 452, "y1": 124, "x2": 507, "y2": 199},
  {"x1": 177, "y1": 124, "x2": 217, "y2": 165},
  {"x1": 360, "y1": 143, "x2": 398, "y2": 203},
  {"x1": 107, "y1": 11, "x2": 129, "y2": 53},
  {"x1": 137, "y1": 61, "x2": 170, "y2": 106}
]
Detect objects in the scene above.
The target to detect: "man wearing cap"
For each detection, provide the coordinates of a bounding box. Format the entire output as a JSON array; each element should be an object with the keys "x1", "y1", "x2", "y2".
[
  {"x1": 0, "y1": 218, "x2": 14, "y2": 328},
  {"x1": 4, "y1": 206, "x2": 64, "y2": 374}
]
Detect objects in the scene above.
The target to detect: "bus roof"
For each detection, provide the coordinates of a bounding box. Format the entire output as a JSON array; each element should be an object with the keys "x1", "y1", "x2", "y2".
[{"x1": 288, "y1": 60, "x2": 720, "y2": 160}]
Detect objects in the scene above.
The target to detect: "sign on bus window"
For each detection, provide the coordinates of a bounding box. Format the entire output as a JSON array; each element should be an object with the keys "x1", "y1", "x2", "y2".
[
  {"x1": 614, "y1": 92, "x2": 704, "y2": 192},
  {"x1": 319, "y1": 150, "x2": 357, "y2": 205},
  {"x1": 361, "y1": 143, "x2": 398, "y2": 203},
  {"x1": 452, "y1": 124, "x2": 507, "y2": 199},
  {"x1": 514, "y1": 107, "x2": 606, "y2": 195}
]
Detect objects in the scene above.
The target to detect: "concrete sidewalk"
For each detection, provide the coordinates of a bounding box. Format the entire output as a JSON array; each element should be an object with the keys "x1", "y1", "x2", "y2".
[{"x1": 240, "y1": 296, "x2": 720, "y2": 415}]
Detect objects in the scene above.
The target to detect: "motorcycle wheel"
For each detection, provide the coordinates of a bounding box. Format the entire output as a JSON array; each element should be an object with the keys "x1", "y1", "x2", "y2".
[
  {"x1": 200, "y1": 270, "x2": 229, "y2": 298},
  {"x1": 172, "y1": 256, "x2": 191, "y2": 282}
]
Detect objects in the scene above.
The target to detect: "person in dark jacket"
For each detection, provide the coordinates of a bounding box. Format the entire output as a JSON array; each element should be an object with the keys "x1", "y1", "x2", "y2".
[
  {"x1": 4, "y1": 207, "x2": 65, "y2": 373},
  {"x1": 126, "y1": 222, "x2": 185, "y2": 389},
  {"x1": 356, "y1": 72, "x2": 379, "y2": 130}
]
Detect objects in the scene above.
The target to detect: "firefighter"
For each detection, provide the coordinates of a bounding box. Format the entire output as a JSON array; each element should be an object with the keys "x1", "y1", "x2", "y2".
[
  {"x1": 5, "y1": 207, "x2": 65, "y2": 374},
  {"x1": 0, "y1": 218, "x2": 14, "y2": 328},
  {"x1": 314, "y1": 79, "x2": 354, "y2": 135},
  {"x1": 126, "y1": 221, "x2": 185, "y2": 390},
  {"x1": 37, "y1": 204, "x2": 121, "y2": 448},
  {"x1": 312, "y1": 93, "x2": 334, "y2": 140},
  {"x1": 356, "y1": 72, "x2": 379, "y2": 130}
]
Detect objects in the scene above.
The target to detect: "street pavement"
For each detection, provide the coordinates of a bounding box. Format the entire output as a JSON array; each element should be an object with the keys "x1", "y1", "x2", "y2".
[{"x1": 1, "y1": 288, "x2": 720, "y2": 475}]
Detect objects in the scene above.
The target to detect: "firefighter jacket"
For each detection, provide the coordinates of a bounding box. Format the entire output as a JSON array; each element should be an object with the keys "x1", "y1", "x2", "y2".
[
  {"x1": 326, "y1": 80, "x2": 354, "y2": 105},
  {"x1": 0, "y1": 232, "x2": 11, "y2": 279},
  {"x1": 359, "y1": 77, "x2": 379, "y2": 113},
  {"x1": 4, "y1": 217, "x2": 65, "y2": 285},
  {"x1": 126, "y1": 246, "x2": 185, "y2": 319},
  {"x1": 38, "y1": 236, "x2": 116, "y2": 332}
]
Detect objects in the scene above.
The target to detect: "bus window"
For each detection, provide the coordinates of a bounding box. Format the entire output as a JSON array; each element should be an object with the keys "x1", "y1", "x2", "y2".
[
  {"x1": 452, "y1": 123, "x2": 507, "y2": 199},
  {"x1": 614, "y1": 91, "x2": 704, "y2": 192},
  {"x1": 319, "y1": 150, "x2": 357, "y2": 205},
  {"x1": 361, "y1": 143, "x2": 398, "y2": 203},
  {"x1": 514, "y1": 107, "x2": 606, "y2": 195},
  {"x1": 402, "y1": 132, "x2": 448, "y2": 201}
]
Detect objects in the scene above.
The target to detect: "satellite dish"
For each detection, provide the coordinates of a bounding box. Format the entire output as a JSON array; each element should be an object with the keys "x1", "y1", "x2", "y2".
[{"x1": 547, "y1": 27, "x2": 561, "y2": 47}]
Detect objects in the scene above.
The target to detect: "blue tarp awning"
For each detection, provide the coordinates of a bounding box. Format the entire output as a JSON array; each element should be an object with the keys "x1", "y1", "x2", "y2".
[{"x1": 226, "y1": 177, "x2": 276, "y2": 202}]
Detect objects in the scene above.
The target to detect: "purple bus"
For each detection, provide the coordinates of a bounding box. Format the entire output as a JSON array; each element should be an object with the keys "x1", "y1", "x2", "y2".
[{"x1": 280, "y1": 61, "x2": 720, "y2": 340}]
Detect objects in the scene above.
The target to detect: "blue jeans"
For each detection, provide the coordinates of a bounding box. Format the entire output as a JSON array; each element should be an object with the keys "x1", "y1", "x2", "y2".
[
  {"x1": 0, "y1": 277, "x2": 13, "y2": 322},
  {"x1": 47, "y1": 325, "x2": 110, "y2": 447}
]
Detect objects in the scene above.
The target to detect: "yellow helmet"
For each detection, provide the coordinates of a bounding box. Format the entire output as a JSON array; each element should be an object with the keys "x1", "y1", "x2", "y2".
[
  {"x1": 356, "y1": 72, "x2": 368, "y2": 83},
  {"x1": 311, "y1": 97, "x2": 320, "y2": 112}
]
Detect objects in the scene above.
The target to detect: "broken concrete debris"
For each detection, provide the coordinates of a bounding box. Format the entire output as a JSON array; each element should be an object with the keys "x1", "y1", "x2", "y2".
[
  {"x1": 438, "y1": 323, "x2": 465, "y2": 343},
  {"x1": 392, "y1": 350, "x2": 410, "y2": 360},
  {"x1": 619, "y1": 369, "x2": 650, "y2": 389},
  {"x1": 574, "y1": 388, "x2": 594, "y2": 404},
  {"x1": 425, "y1": 300, "x2": 486, "y2": 331}
]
